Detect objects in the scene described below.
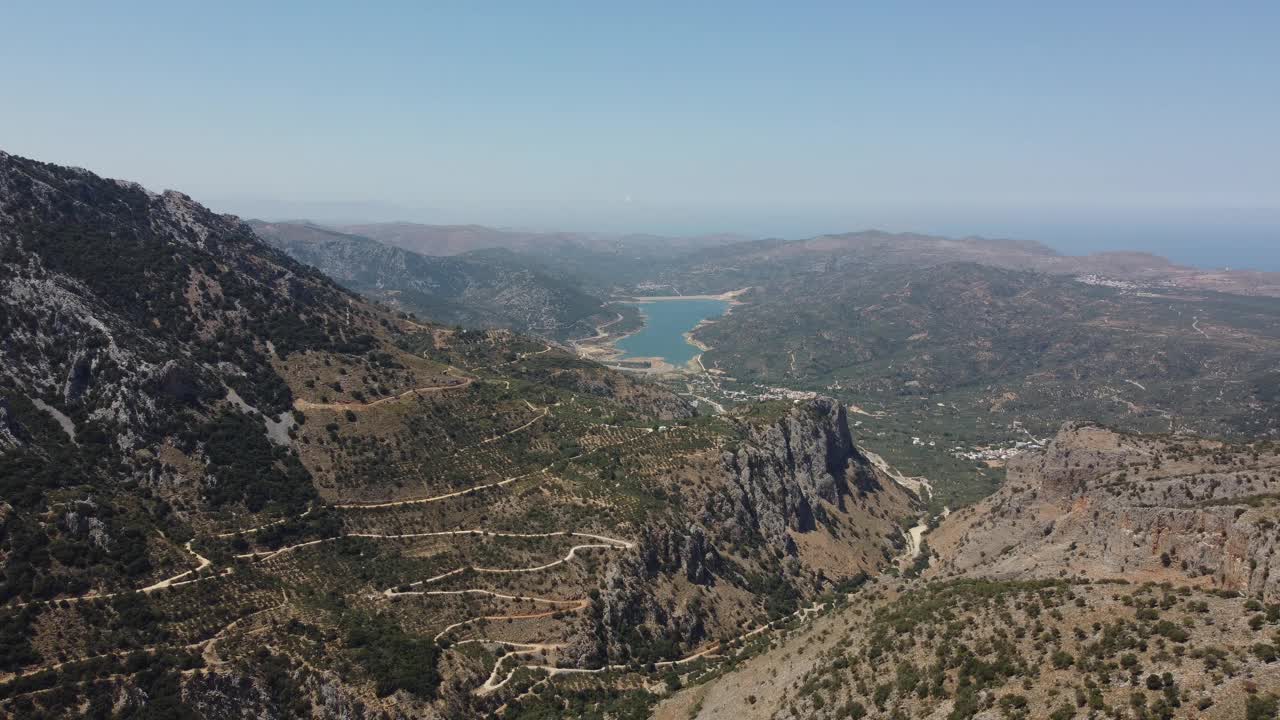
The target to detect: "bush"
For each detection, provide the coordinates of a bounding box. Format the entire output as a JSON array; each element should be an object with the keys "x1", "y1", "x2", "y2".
[
  {"x1": 1247, "y1": 694, "x2": 1279, "y2": 720},
  {"x1": 1049, "y1": 704, "x2": 1076, "y2": 720},
  {"x1": 1254, "y1": 643, "x2": 1279, "y2": 663},
  {"x1": 345, "y1": 616, "x2": 441, "y2": 699}
]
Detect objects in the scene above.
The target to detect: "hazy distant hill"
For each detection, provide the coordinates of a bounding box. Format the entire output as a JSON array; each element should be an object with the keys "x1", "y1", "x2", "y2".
[
  {"x1": 251, "y1": 220, "x2": 611, "y2": 340},
  {"x1": 340, "y1": 221, "x2": 754, "y2": 292},
  {"x1": 696, "y1": 261, "x2": 1280, "y2": 440},
  {"x1": 645, "y1": 229, "x2": 1280, "y2": 297},
  {"x1": 338, "y1": 221, "x2": 749, "y2": 258}
]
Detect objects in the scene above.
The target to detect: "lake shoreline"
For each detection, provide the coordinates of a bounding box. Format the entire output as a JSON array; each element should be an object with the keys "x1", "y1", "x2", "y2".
[
  {"x1": 617, "y1": 287, "x2": 750, "y2": 304},
  {"x1": 574, "y1": 290, "x2": 747, "y2": 375}
]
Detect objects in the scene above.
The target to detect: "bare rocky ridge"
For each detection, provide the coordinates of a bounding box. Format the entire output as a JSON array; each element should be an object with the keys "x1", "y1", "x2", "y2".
[
  {"x1": 930, "y1": 424, "x2": 1280, "y2": 598},
  {"x1": 656, "y1": 427, "x2": 1280, "y2": 720},
  {"x1": 719, "y1": 398, "x2": 890, "y2": 552},
  {"x1": 563, "y1": 398, "x2": 917, "y2": 669}
]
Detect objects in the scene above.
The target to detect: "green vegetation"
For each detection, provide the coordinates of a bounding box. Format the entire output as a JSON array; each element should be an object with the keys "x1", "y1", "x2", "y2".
[
  {"x1": 191, "y1": 411, "x2": 316, "y2": 513},
  {"x1": 345, "y1": 614, "x2": 441, "y2": 699}
]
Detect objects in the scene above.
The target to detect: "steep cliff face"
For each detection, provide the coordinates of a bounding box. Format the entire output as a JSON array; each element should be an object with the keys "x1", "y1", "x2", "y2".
[
  {"x1": 564, "y1": 398, "x2": 918, "y2": 666},
  {"x1": 930, "y1": 424, "x2": 1280, "y2": 598},
  {"x1": 559, "y1": 524, "x2": 715, "y2": 668},
  {"x1": 717, "y1": 398, "x2": 888, "y2": 551}
]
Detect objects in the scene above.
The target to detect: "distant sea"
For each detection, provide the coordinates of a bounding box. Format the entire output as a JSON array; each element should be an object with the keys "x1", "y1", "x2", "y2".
[
  {"x1": 1037, "y1": 231, "x2": 1278, "y2": 273},
  {"x1": 942, "y1": 214, "x2": 1280, "y2": 273},
  {"x1": 715, "y1": 209, "x2": 1280, "y2": 273}
]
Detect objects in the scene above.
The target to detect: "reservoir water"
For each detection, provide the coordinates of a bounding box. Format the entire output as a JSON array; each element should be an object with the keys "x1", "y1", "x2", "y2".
[{"x1": 615, "y1": 299, "x2": 730, "y2": 367}]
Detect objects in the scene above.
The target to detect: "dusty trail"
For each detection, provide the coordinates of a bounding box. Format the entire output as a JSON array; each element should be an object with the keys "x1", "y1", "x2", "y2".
[
  {"x1": 333, "y1": 415, "x2": 650, "y2": 510},
  {"x1": 0, "y1": 592, "x2": 290, "y2": 687},
  {"x1": 683, "y1": 390, "x2": 725, "y2": 414},
  {"x1": 432, "y1": 600, "x2": 591, "y2": 643},
  {"x1": 237, "y1": 529, "x2": 633, "y2": 563},
  {"x1": 293, "y1": 377, "x2": 474, "y2": 412},
  {"x1": 361, "y1": 534, "x2": 633, "y2": 659},
  {"x1": 141, "y1": 539, "x2": 213, "y2": 592},
  {"x1": 210, "y1": 398, "x2": 555, "y2": 529},
  {"x1": 475, "y1": 344, "x2": 553, "y2": 372},
  {"x1": 213, "y1": 507, "x2": 313, "y2": 538},
  {"x1": 379, "y1": 541, "x2": 630, "y2": 596},
  {"x1": 476, "y1": 404, "x2": 549, "y2": 446},
  {"x1": 480, "y1": 601, "x2": 828, "y2": 697},
  {"x1": 389, "y1": 588, "x2": 585, "y2": 604},
  {"x1": 1192, "y1": 317, "x2": 1210, "y2": 339},
  {"x1": 6, "y1": 535, "x2": 220, "y2": 610},
  {"x1": 597, "y1": 313, "x2": 624, "y2": 332},
  {"x1": 202, "y1": 593, "x2": 290, "y2": 667},
  {"x1": 336, "y1": 469, "x2": 546, "y2": 510}
]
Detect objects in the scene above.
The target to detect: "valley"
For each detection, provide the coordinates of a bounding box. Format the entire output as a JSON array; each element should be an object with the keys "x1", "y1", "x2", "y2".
[
  {"x1": 6, "y1": 4, "x2": 1278, "y2": 718},
  {"x1": 2, "y1": 150, "x2": 1278, "y2": 719}
]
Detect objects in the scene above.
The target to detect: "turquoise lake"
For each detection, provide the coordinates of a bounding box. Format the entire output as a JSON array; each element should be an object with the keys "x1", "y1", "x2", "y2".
[{"x1": 614, "y1": 299, "x2": 730, "y2": 367}]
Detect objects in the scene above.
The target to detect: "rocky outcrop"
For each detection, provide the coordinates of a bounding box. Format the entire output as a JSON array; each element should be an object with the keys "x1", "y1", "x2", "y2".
[
  {"x1": 932, "y1": 424, "x2": 1280, "y2": 599},
  {"x1": 561, "y1": 523, "x2": 718, "y2": 666},
  {"x1": 1014, "y1": 422, "x2": 1156, "y2": 497},
  {"x1": 563, "y1": 398, "x2": 914, "y2": 667},
  {"x1": 629, "y1": 523, "x2": 718, "y2": 586},
  {"x1": 561, "y1": 546, "x2": 710, "y2": 668},
  {"x1": 716, "y1": 397, "x2": 882, "y2": 552},
  {"x1": 0, "y1": 150, "x2": 386, "y2": 497}
]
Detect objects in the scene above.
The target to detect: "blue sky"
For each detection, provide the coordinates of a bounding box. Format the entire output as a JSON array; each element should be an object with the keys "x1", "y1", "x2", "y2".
[{"x1": 2, "y1": 2, "x2": 1277, "y2": 268}]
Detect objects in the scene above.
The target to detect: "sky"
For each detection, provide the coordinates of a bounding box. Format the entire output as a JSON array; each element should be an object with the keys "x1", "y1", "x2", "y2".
[{"x1": 2, "y1": 2, "x2": 1277, "y2": 269}]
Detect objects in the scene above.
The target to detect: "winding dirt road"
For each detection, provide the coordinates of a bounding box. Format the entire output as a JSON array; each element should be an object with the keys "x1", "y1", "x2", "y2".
[
  {"x1": 479, "y1": 600, "x2": 828, "y2": 697},
  {"x1": 293, "y1": 377, "x2": 474, "y2": 413},
  {"x1": 236, "y1": 529, "x2": 633, "y2": 563},
  {"x1": 6, "y1": 535, "x2": 220, "y2": 610}
]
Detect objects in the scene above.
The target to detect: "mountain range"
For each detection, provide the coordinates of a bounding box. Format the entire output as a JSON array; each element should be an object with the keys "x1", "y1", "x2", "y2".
[
  {"x1": 250, "y1": 221, "x2": 614, "y2": 341},
  {"x1": 0, "y1": 152, "x2": 914, "y2": 718},
  {"x1": 2, "y1": 150, "x2": 1278, "y2": 719}
]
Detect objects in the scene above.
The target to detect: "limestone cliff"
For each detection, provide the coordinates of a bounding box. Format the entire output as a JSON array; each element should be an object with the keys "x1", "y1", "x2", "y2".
[
  {"x1": 931, "y1": 423, "x2": 1280, "y2": 599},
  {"x1": 564, "y1": 398, "x2": 917, "y2": 666},
  {"x1": 716, "y1": 397, "x2": 888, "y2": 552}
]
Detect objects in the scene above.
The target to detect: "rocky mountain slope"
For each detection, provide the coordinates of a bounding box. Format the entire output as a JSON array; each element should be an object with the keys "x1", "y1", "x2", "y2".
[
  {"x1": 0, "y1": 150, "x2": 382, "y2": 546},
  {"x1": 930, "y1": 424, "x2": 1280, "y2": 599},
  {"x1": 0, "y1": 151, "x2": 917, "y2": 719},
  {"x1": 656, "y1": 576, "x2": 1280, "y2": 720},
  {"x1": 653, "y1": 426, "x2": 1280, "y2": 720},
  {"x1": 251, "y1": 221, "x2": 614, "y2": 341},
  {"x1": 10, "y1": 148, "x2": 1276, "y2": 719}
]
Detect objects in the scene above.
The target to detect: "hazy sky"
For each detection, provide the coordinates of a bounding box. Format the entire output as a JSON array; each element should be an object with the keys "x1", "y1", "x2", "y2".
[{"x1": 3, "y1": 2, "x2": 1277, "y2": 268}]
